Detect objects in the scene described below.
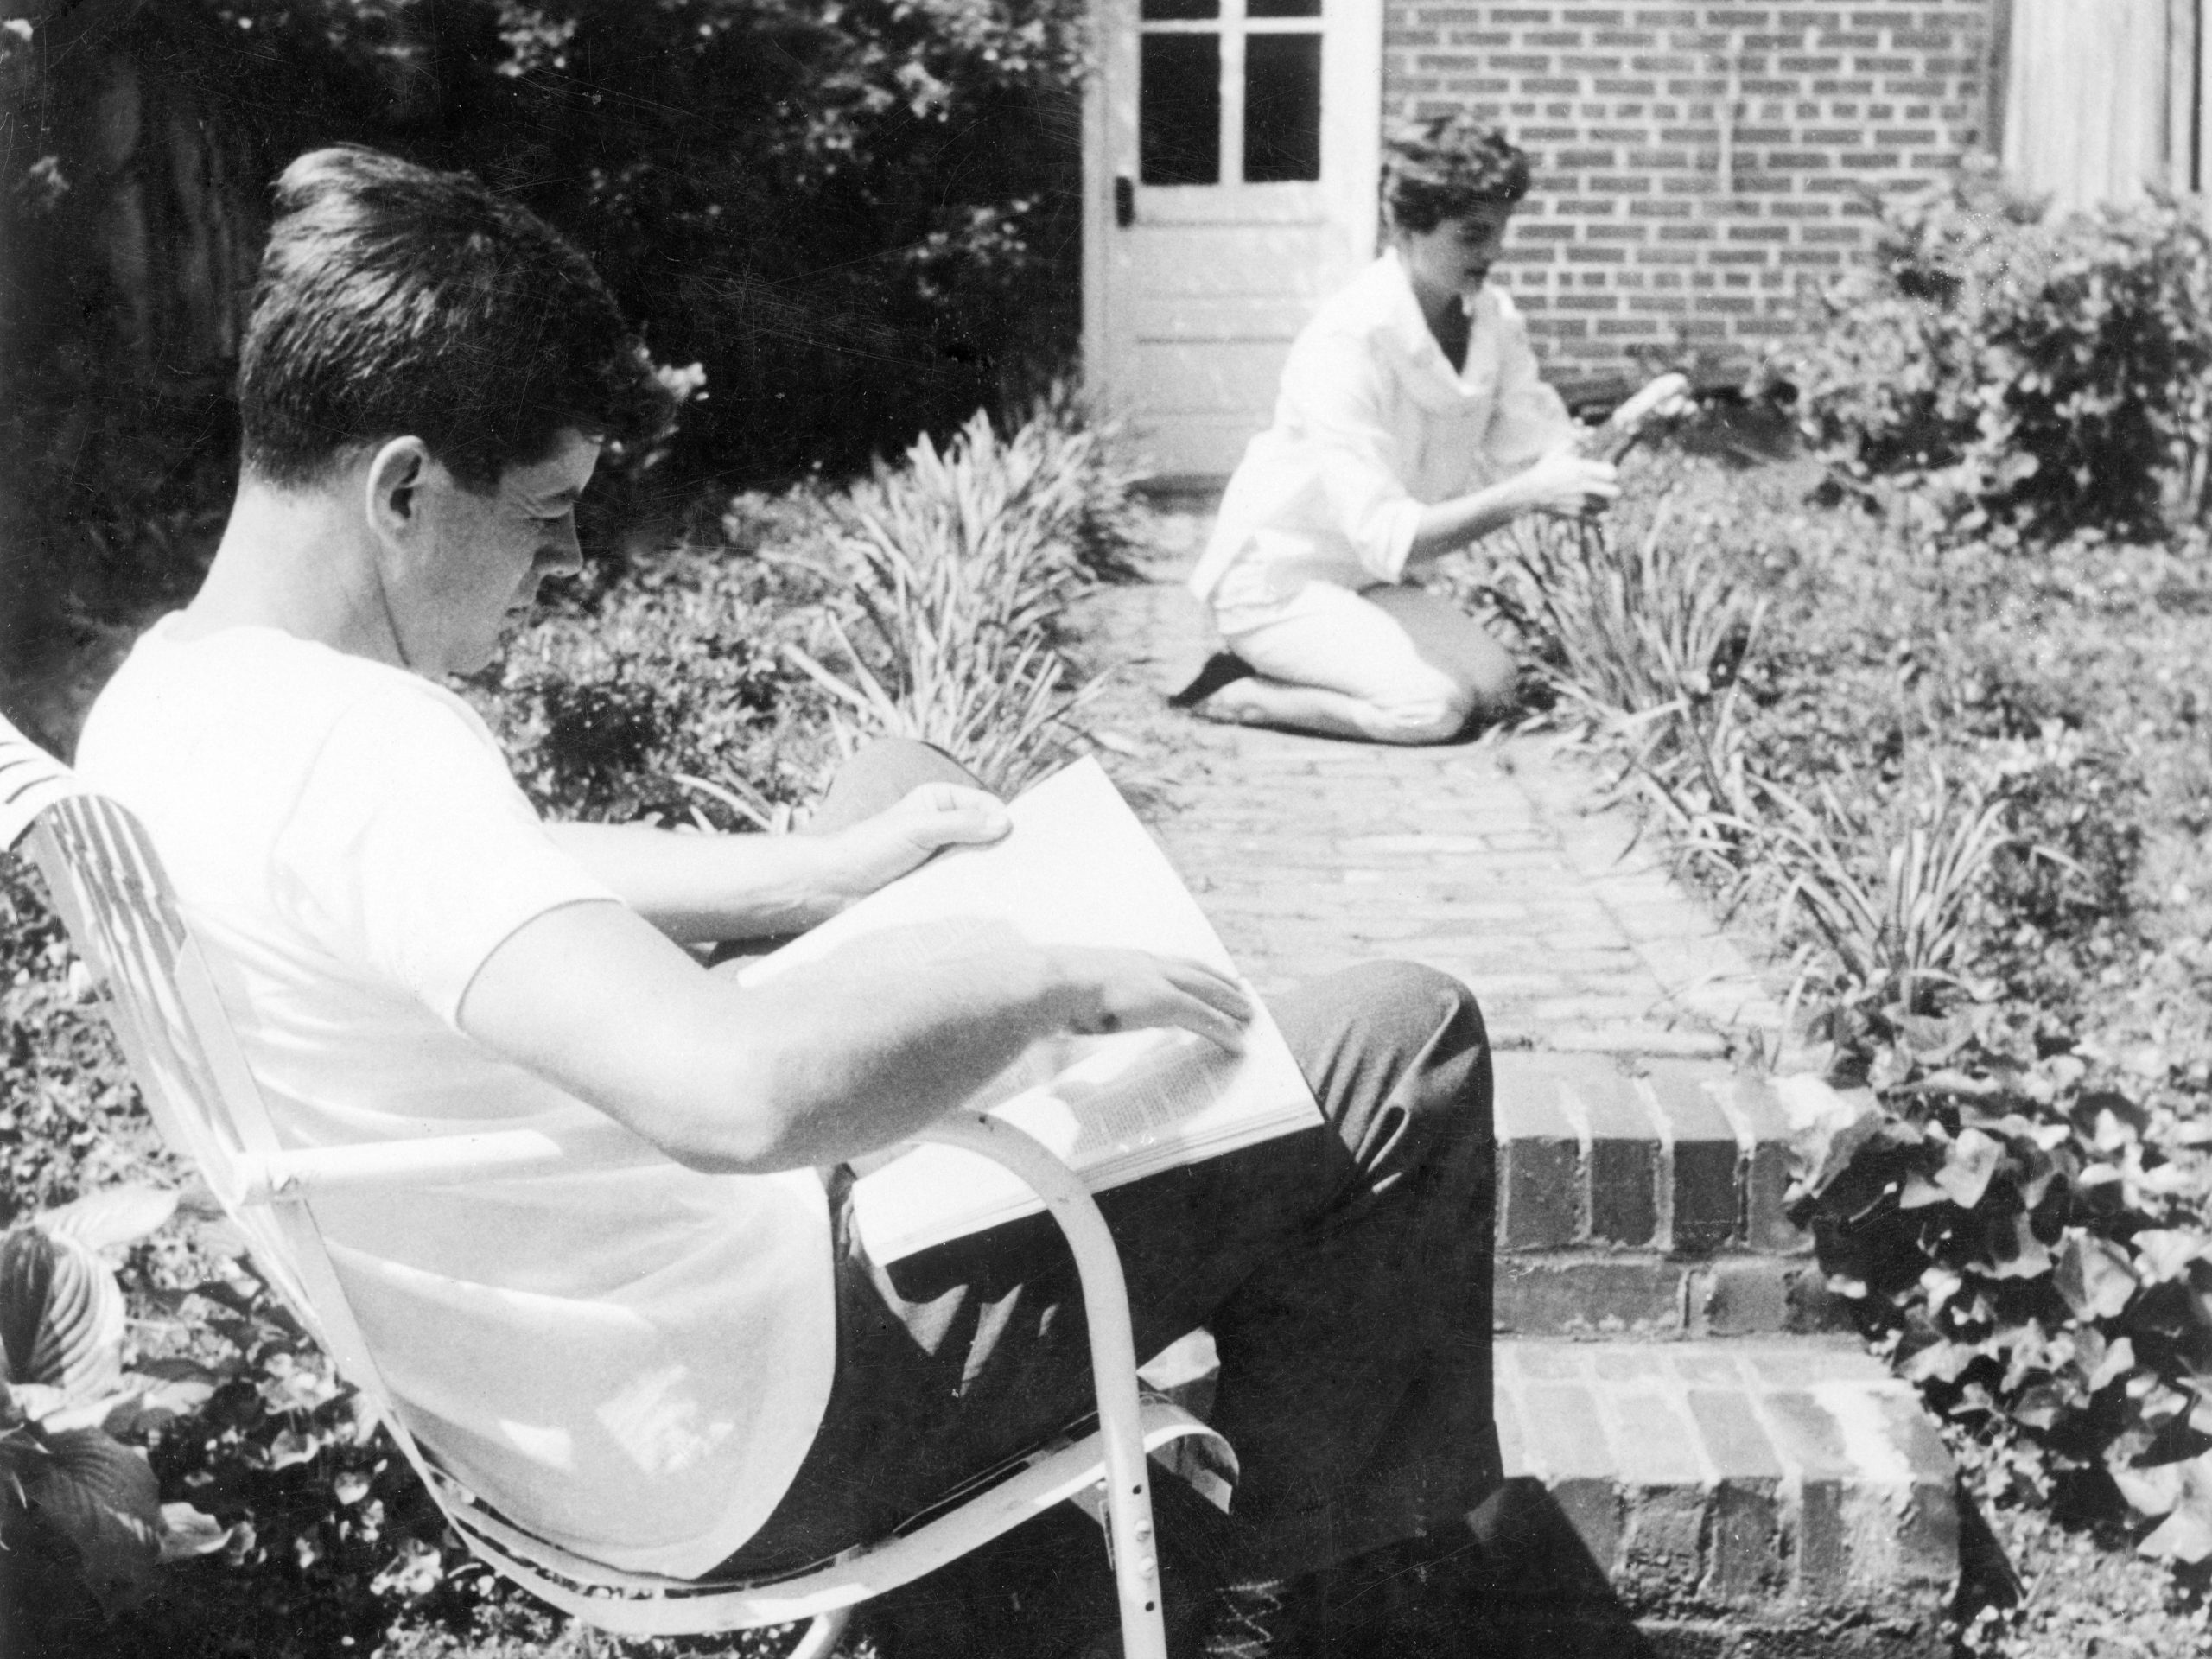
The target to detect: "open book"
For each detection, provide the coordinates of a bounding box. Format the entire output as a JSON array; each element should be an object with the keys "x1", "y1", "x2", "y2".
[{"x1": 736, "y1": 757, "x2": 1320, "y2": 1262}]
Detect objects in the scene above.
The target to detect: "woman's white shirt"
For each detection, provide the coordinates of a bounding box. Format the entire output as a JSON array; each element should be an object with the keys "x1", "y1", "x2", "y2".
[{"x1": 1190, "y1": 249, "x2": 1577, "y2": 626}]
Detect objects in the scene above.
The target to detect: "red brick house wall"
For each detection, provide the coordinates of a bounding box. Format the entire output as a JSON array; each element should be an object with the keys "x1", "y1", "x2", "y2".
[{"x1": 1382, "y1": 3, "x2": 1998, "y2": 396}]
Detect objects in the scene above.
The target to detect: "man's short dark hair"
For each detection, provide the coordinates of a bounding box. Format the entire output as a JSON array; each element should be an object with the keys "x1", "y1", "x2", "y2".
[
  {"x1": 1382, "y1": 114, "x2": 1531, "y2": 234},
  {"x1": 239, "y1": 145, "x2": 672, "y2": 492}
]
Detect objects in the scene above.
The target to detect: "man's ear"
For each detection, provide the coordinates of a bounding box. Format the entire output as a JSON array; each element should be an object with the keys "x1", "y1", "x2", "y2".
[{"x1": 364, "y1": 437, "x2": 435, "y2": 542}]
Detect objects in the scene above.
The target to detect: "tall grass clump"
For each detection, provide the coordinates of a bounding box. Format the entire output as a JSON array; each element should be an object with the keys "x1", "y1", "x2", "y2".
[
  {"x1": 785, "y1": 408, "x2": 1109, "y2": 795},
  {"x1": 1491, "y1": 499, "x2": 1767, "y2": 874},
  {"x1": 1763, "y1": 768, "x2": 2023, "y2": 1030}
]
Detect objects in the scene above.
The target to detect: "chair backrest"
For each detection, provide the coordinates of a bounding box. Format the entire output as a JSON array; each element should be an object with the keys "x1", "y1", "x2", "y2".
[
  {"x1": 2, "y1": 720, "x2": 741, "y2": 1605},
  {"x1": 0, "y1": 717, "x2": 416, "y2": 1427}
]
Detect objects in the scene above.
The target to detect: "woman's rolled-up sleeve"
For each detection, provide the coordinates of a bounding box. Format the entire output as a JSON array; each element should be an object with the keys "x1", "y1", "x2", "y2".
[
  {"x1": 1277, "y1": 328, "x2": 1426, "y2": 585},
  {"x1": 1483, "y1": 295, "x2": 1580, "y2": 475}
]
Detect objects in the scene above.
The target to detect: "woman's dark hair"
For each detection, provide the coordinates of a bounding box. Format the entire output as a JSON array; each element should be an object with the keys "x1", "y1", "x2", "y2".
[
  {"x1": 1382, "y1": 114, "x2": 1532, "y2": 234},
  {"x1": 239, "y1": 146, "x2": 672, "y2": 491}
]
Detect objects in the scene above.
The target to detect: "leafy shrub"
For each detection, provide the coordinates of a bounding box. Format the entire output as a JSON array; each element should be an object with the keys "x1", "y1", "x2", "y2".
[
  {"x1": 1, "y1": 863, "x2": 168, "y2": 1223},
  {"x1": 2, "y1": 0, "x2": 1094, "y2": 690},
  {"x1": 467, "y1": 541, "x2": 832, "y2": 828},
  {"x1": 786, "y1": 407, "x2": 1109, "y2": 794},
  {"x1": 1985, "y1": 730, "x2": 2146, "y2": 940},
  {"x1": 1780, "y1": 157, "x2": 2212, "y2": 542}
]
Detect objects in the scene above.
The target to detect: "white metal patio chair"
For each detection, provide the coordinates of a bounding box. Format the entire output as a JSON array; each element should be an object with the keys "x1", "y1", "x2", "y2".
[{"x1": 0, "y1": 715, "x2": 1229, "y2": 1658}]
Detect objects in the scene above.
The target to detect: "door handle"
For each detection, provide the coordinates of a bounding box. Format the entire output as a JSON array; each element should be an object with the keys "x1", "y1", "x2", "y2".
[{"x1": 1115, "y1": 175, "x2": 1135, "y2": 228}]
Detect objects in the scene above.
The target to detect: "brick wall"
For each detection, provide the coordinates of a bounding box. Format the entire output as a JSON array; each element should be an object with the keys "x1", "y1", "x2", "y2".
[{"x1": 1381, "y1": 3, "x2": 1996, "y2": 395}]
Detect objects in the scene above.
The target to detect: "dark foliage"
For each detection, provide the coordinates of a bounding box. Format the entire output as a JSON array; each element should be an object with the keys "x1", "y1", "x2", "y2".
[
  {"x1": 1777, "y1": 157, "x2": 2212, "y2": 544},
  {"x1": 0, "y1": 0, "x2": 1087, "y2": 692}
]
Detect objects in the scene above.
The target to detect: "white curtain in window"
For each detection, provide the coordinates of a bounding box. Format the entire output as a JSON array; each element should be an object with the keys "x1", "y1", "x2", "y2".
[{"x1": 2004, "y1": 0, "x2": 2188, "y2": 209}]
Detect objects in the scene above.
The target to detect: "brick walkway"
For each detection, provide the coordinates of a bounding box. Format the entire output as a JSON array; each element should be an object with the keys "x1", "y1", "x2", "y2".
[
  {"x1": 1065, "y1": 520, "x2": 1961, "y2": 1655},
  {"x1": 1069, "y1": 521, "x2": 1786, "y2": 1062}
]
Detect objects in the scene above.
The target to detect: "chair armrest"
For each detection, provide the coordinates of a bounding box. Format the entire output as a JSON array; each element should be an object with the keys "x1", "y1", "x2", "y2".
[{"x1": 234, "y1": 1117, "x2": 664, "y2": 1205}]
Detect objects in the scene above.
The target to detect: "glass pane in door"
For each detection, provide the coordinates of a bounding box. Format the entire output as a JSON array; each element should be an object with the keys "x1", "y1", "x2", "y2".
[
  {"x1": 1243, "y1": 33, "x2": 1321, "y2": 182},
  {"x1": 1140, "y1": 34, "x2": 1223, "y2": 185}
]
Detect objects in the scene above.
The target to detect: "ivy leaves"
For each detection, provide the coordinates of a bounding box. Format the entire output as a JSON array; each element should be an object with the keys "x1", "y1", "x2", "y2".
[{"x1": 1793, "y1": 1058, "x2": 2212, "y2": 1563}]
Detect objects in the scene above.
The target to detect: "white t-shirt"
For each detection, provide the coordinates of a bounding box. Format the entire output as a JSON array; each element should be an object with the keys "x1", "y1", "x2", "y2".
[
  {"x1": 76, "y1": 618, "x2": 836, "y2": 1579},
  {"x1": 1190, "y1": 250, "x2": 1579, "y2": 626}
]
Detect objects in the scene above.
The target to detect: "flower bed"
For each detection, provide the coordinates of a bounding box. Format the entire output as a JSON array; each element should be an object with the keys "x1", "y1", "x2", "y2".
[{"x1": 1446, "y1": 439, "x2": 2212, "y2": 1649}]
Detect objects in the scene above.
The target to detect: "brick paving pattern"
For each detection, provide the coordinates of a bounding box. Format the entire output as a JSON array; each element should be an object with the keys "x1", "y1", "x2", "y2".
[{"x1": 1072, "y1": 533, "x2": 1787, "y2": 1061}]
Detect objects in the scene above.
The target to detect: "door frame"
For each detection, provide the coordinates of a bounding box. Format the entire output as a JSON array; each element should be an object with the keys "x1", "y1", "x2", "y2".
[{"x1": 1080, "y1": 0, "x2": 1382, "y2": 473}]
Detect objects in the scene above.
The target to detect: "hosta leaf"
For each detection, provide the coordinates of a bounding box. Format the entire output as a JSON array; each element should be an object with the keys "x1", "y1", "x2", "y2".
[
  {"x1": 101, "y1": 1375, "x2": 219, "y2": 1438},
  {"x1": 2090, "y1": 1336, "x2": 2137, "y2": 1392},
  {"x1": 1936, "y1": 1128, "x2": 2004, "y2": 1208},
  {"x1": 2142, "y1": 1503, "x2": 2212, "y2": 1564},
  {"x1": 40, "y1": 1186, "x2": 179, "y2": 1254},
  {"x1": 267, "y1": 1427, "x2": 322, "y2": 1471},
  {"x1": 1987, "y1": 1211, "x2": 2055, "y2": 1280},
  {"x1": 2012, "y1": 1382, "x2": 2069, "y2": 1430},
  {"x1": 156, "y1": 1502, "x2": 233, "y2": 1562},
  {"x1": 2132, "y1": 1230, "x2": 2212, "y2": 1284},
  {"x1": 0, "y1": 1228, "x2": 54, "y2": 1381},
  {"x1": 16, "y1": 1229, "x2": 126, "y2": 1405},
  {"x1": 2113, "y1": 1459, "x2": 2187, "y2": 1517},
  {"x1": 1898, "y1": 1173, "x2": 1948, "y2": 1210},
  {"x1": 2056, "y1": 1232, "x2": 2139, "y2": 1319},
  {"x1": 23, "y1": 1427, "x2": 161, "y2": 1611},
  {"x1": 1903, "y1": 1339, "x2": 1981, "y2": 1383}
]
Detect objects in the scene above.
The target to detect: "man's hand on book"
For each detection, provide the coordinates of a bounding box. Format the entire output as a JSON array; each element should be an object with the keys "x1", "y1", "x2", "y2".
[
  {"x1": 1052, "y1": 946, "x2": 1252, "y2": 1055},
  {"x1": 823, "y1": 783, "x2": 1012, "y2": 911}
]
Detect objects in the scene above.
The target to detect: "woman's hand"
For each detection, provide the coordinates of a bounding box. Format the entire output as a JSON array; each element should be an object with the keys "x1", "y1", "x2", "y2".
[
  {"x1": 1584, "y1": 372, "x2": 1693, "y2": 461},
  {"x1": 1510, "y1": 449, "x2": 1620, "y2": 518}
]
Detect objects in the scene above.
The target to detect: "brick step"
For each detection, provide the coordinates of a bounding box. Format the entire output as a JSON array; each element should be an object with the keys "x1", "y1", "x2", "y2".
[
  {"x1": 1473, "y1": 1337, "x2": 1958, "y2": 1657},
  {"x1": 1497, "y1": 1249, "x2": 1840, "y2": 1338},
  {"x1": 1141, "y1": 1333, "x2": 1958, "y2": 1656},
  {"x1": 1492, "y1": 1051, "x2": 1847, "y2": 1259}
]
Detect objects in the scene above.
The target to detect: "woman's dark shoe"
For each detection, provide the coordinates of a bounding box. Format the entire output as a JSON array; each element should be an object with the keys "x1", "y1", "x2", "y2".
[{"x1": 1167, "y1": 652, "x2": 1256, "y2": 709}]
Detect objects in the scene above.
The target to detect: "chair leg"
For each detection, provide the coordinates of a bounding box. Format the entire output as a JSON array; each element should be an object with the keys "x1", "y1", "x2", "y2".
[
  {"x1": 917, "y1": 1115, "x2": 1173, "y2": 1659},
  {"x1": 786, "y1": 1605, "x2": 853, "y2": 1659}
]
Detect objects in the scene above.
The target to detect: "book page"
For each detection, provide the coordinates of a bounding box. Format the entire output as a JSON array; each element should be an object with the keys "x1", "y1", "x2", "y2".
[{"x1": 736, "y1": 758, "x2": 1320, "y2": 1261}]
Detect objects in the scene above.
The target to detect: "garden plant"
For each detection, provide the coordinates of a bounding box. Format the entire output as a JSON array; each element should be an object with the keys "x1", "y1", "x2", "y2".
[{"x1": 1446, "y1": 260, "x2": 2212, "y2": 1644}]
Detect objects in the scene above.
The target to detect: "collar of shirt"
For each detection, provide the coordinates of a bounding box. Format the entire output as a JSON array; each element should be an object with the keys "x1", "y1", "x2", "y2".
[{"x1": 1365, "y1": 248, "x2": 1503, "y2": 416}]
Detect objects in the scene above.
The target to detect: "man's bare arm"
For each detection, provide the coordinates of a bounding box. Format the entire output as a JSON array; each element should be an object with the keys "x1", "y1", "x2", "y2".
[
  {"x1": 547, "y1": 783, "x2": 1010, "y2": 944},
  {"x1": 457, "y1": 899, "x2": 1249, "y2": 1173}
]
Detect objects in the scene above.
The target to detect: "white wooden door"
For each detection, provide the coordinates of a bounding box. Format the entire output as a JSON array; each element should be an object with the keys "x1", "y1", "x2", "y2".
[{"x1": 1084, "y1": 0, "x2": 1380, "y2": 480}]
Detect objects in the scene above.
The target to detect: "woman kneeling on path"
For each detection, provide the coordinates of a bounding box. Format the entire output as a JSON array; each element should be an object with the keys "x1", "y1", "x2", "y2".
[{"x1": 1173, "y1": 114, "x2": 1687, "y2": 745}]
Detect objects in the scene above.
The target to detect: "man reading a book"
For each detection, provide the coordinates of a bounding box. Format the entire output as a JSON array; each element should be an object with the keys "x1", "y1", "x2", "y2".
[{"x1": 75, "y1": 146, "x2": 1501, "y2": 1657}]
